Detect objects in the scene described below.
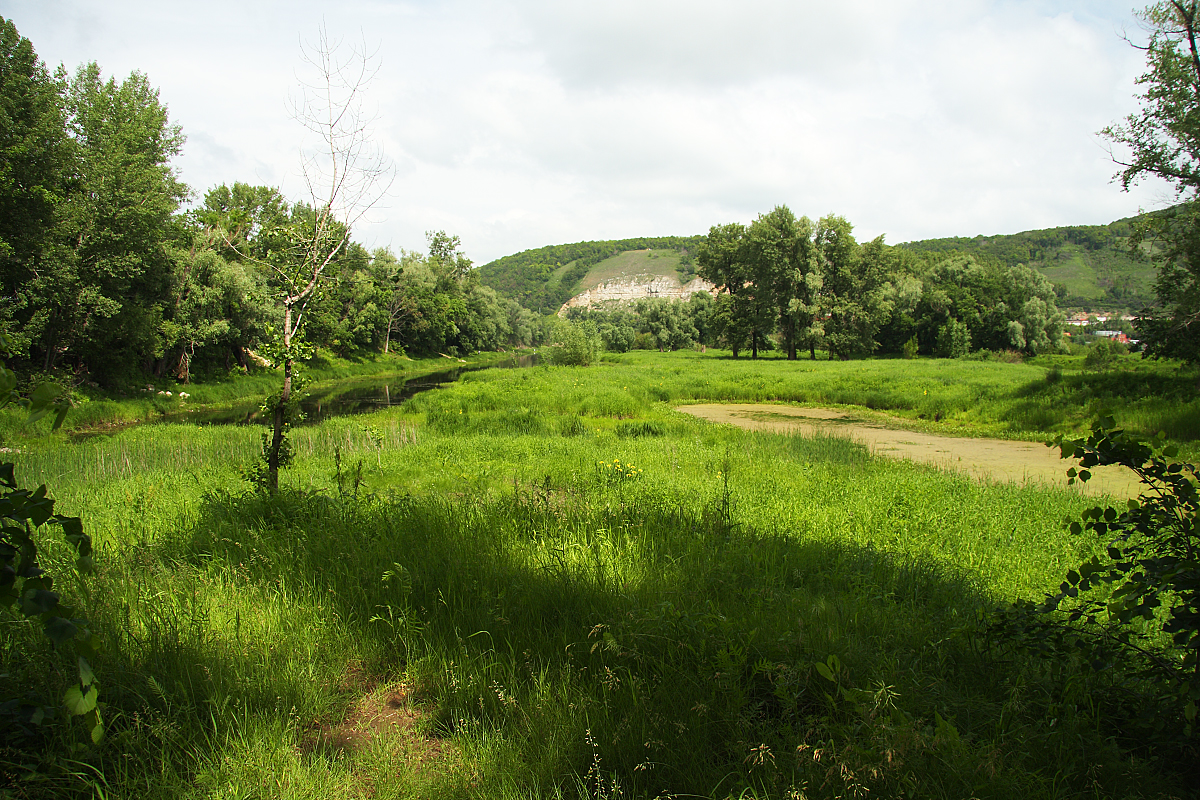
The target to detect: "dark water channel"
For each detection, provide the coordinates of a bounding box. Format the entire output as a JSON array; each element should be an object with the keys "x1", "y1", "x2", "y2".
[{"x1": 83, "y1": 354, "x2": 538, "y2": 437}]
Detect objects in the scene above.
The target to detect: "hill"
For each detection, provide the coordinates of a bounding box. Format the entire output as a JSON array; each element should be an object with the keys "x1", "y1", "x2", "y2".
[
  {"x1": 477, "y1": 235, "x2": 704, "y2": 314},
  {"x1": 896, "y1": 216, "x2": 1158, "y2": 308},
  {"x1": 479, "y1": 216, "x2": 1162, "y2": 315}
]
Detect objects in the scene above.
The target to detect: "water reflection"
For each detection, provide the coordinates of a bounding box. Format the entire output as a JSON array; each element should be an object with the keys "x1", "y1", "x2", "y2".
[{"x1": 155, "y1": 353, "x2": 536, "y2": 429}]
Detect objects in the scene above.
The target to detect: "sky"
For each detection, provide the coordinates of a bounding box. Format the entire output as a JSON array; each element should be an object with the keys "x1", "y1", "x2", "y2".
[{"x1": 1, "y1": 0, "x2": 1179, "y2": 264}]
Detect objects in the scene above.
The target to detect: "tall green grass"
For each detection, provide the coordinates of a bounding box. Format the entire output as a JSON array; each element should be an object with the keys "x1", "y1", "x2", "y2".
[{"x1": 1, "y1": 356, "x2": 1193, "y2": 798}]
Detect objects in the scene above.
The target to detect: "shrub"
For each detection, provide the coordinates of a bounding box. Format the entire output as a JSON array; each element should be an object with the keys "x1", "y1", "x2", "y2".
[
  {"x1": 989, "y1": 416, "x2": 1200, "y2": 742},
  {"x1": 546, "y1": 320, "x2": 600, "y2": 366},
  {"x1": 935, "y1": 319, "x2": 970, "y2": 358},
  {"x1": 1084, "y1": 337, "x2": 1127, "y2": 370}
]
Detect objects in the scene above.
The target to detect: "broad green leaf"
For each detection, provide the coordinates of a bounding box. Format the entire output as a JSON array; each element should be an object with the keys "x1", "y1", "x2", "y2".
[
  {"x1": 21, "y1": 588, "x2": 58, "y2": 616},
  {"x1": 43, "y1": 615, "x2": 79, "y2": 646},
  {"x1": 78, "y1": 655, "x2": 95, "y2": 687},
  {"x1": 64, "y1": 684, "x2": 97, "y2": 716}
]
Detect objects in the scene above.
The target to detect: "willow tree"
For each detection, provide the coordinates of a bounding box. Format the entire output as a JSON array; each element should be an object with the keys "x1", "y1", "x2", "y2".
[{"x1": 262, "y1": 28, "x2": 392, "y2": 491}]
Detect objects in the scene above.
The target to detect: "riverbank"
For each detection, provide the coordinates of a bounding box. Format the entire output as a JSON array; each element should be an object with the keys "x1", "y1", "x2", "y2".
[{"x1": 0, "y1": 350, "x2": 528, "y2": 445}]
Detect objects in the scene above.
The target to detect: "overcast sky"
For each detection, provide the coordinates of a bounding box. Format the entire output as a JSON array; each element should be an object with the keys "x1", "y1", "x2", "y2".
[{"x1": 2, "y1": 0, "x2": 1177, "y2": 263}]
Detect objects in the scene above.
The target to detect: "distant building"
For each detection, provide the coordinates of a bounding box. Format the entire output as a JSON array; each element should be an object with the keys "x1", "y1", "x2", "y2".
[{"x1": 1094, "y1": 330, "x2": 1130, "y2": 343}]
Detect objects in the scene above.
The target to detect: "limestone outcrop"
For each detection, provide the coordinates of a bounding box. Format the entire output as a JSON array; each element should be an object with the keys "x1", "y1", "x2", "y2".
[{"x1": 559, "y1": 275, "x2": 717, "y2": 314}]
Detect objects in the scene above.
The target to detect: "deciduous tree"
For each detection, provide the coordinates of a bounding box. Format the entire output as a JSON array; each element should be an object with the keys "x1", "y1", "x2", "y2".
[{"x1": 1104, "y1": 1, "x2": 1200, "y2": 364}]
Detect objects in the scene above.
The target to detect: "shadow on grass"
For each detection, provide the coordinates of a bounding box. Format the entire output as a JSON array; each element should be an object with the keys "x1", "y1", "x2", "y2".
[{"x1": 76, "y1": 480, "x2": 1138, "y2": 800}]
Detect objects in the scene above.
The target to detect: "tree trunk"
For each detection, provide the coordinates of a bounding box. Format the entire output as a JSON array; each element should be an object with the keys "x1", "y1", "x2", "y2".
[
  {"x1": 268, "y1": 305, "x2": 294, "y2": 493},
  {"x1": 232, "y1": 344, "x2": 248, "y2": 370}
]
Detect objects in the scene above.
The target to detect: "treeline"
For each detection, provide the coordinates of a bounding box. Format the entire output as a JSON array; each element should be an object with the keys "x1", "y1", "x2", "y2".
[
  {"x1": 898, "y1": 217, "x2": 1153, "y2": 307},
  {"x1": 563, "y1": 294, "x2": 717, "y2": 353},
  {"x1": 0, "y1": 18, "x2": 538, "y2": 390},
  {"x1": 562, "y1": 206, "x2": 1067, "y2": 360},
  {"x1": 477, "y1": 235, "x2": 705, "y2": 314}
]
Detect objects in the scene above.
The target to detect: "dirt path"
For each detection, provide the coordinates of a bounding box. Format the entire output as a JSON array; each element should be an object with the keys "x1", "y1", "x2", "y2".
[{"x1": 677, "y1": 404, "x2": 1142, "y2": 496}]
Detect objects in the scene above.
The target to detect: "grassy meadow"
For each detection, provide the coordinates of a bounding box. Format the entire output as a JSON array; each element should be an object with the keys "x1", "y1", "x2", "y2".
[{"x1": 3, "y1": 351, "x2": 1198, "y2": 798}]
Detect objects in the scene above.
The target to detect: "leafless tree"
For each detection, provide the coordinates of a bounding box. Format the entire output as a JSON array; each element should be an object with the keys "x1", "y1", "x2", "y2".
[{"x1": 265, "y1": 26, "x2": 393, "y2": 491}]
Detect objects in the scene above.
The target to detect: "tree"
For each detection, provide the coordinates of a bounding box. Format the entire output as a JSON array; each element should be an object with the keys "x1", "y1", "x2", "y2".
[
  {"x1": 746, "y1": 206, "x2": 819, "y2": 361},
  {"x1": 260, "y1": 28, "x2": 392, "y2": 492},
  {"x1": 0, "y1": 17, "x2": 72, "y2": 356},
  {"x1": 1, "y1": 56, "x2": 187, "y2": 383},
  {"x1": 698, "y1": 222, "x2": 770, "y2": 358},
  {"x1": 819, "y1": 216, "x2": 896, "y2": 361},
  {"x1": 1103, "y1": 1, "x2": 1200, "y2": 364}
]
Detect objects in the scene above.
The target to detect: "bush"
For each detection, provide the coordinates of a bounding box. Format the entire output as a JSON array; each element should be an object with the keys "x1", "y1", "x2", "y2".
[
  {"x1": 901, "y1": 335, "x2": 920, "y2": 360},
  {"x1": 546, "y1": 320, "x2": 600, "y2": 366},
  {"x1": 989, "y1": 416, "x2": 1200, "y2": 743},
  {"x1": 935, "y1": 319, "x2": 970, "y2": 358},
  {"x1": 1084, "y1": 337, "x2": 1127, "y2": 370}
]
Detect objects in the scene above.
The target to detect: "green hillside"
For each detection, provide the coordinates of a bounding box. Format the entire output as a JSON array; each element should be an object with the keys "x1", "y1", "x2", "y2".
[
  {"x1": 478, "y1": 235, "x2": 704, "y2": 314},
  {"x1": 897, "y1": 216, "x2": 1159, "y2": 308},
  {"x1": 480, "y1": 216, "x2": 1163, "y2": 315}
]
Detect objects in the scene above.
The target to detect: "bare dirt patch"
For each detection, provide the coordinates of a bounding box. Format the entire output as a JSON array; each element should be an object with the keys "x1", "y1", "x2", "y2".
[
  {"x1": 677, "y1": 403, "x2": 1142, "y2": 496},
  {"x1": 301, "y1": 677, "x2": 450, "y2": 770}
]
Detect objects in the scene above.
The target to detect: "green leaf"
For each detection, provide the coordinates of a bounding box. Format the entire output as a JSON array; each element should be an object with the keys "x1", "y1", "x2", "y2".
[
  {"x1": 78, "y1": 655, "x2": 95, "y2": 687},
  {"x1": 815, "y1": 660, "x2": 835, "y2": 682},
  {"x1": 43, "y1": 615, "x2": 78, "y2": 646},
  {"x1": 64, "y1": 684, "x2": 97, "y2": 716},
  {"x1": 21, "y1": 588, "x2": 58, "y2": 616}
]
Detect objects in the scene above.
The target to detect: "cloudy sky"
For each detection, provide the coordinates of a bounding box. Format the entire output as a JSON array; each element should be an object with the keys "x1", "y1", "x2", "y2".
[{"x1": 2, "y1": 0, "x2": 1176, "y2": 263}]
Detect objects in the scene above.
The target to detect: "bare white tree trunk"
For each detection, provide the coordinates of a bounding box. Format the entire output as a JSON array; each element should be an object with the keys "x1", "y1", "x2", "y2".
[{"x1": 265, "y1": 26, "x2": 393, "y2": 493}]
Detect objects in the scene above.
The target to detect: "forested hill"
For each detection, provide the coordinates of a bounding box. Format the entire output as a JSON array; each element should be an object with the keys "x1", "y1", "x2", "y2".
[
  {"x1": 483, "y1": 217, "x2": 1160, "y2": 314},
  {"x1": 478, "y1": 235, "x2": 705, "y2": 314},
  {"x1": 897, "y1": 216, "x2": 1156, "y2": 308}
]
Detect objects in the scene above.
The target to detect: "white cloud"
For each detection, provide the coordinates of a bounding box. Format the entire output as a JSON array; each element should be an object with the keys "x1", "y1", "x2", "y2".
[{"x1": 1, "y1": 0, "x2": 1176, "y2": 262}]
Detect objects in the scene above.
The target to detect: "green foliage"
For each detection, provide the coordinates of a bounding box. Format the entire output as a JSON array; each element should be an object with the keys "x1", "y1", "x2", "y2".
[
  {"x1": 1084, "y1": 337, "x2": 1128, "y2": 369},
  {"x1": 899, "y1": 218, "x2": 1155, "y2": 307},
  {"x1": 546, "y1": 319, "x2": 600, "y2": 366},
  {"x1": 477, "y1": 235, "x2": 705, "y2": 314},
  {"x1": 0, "y1": 17, "x2": 71, "y2": 318},
  {"x1": 990, "y1": 414, "x2": 1200, "y2": 746},
  {"x1": 1101, "y1": 3, "x2": 1200, "y2": 363},
  {"x1": 936, "y1": 318, "x2": 970, "y2": 358},
  {"x1": 0, "y1": 345, "x2": 100, "y2": 747},
  {"x1": 901, "y1": 335, "x2": 920, "y2": 359}
]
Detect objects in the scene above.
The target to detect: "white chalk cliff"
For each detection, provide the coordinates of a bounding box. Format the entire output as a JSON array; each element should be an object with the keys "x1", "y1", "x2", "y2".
[{"x1": 559, "y1": 275, "x2": 718, "y2": 314}]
